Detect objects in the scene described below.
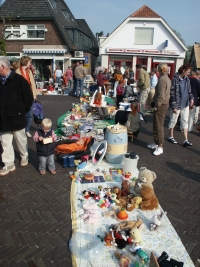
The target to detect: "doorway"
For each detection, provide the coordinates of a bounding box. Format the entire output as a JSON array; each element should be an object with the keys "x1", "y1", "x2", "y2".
[{"x1": 151, "y1": 62, "x2": 175, "y2": 80}]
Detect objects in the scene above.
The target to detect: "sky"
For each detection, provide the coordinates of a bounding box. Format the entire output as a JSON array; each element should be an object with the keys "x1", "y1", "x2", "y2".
[{"x1": 66, "y1": 0, "x2": 200, "y2": 46}]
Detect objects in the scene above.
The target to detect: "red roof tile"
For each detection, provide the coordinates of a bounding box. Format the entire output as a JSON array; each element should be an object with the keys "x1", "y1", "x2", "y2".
[{"x1": 130, "y1": 5, "x2": 160, "y2": 18}]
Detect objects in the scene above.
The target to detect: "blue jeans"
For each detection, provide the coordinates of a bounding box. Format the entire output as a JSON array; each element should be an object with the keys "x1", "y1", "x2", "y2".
[
  {"x1": 75, "y1": 78, "x2": 84, "y2": 97},
  {"x1": 68, "y1": 79, "x2": 73, "y2": 89},
  {"x1": 26, "y1": 103, "x2": 34, "y2": 132},
  {"x1": 39, "y1": 154, "x2": 55, "y2": 171},
  {"x1": 56, "y1": 77, "x2": 61, "y2": 84}
]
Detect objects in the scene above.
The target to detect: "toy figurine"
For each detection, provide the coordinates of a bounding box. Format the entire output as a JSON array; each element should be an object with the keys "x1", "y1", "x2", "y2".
[{"x1": 130, "y1": 244, "x2": 149, "y2": 264}]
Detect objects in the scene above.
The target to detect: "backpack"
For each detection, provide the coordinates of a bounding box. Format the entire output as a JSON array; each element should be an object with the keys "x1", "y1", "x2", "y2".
[{"x1": 32, "y1": 101, "x2": 44, "y2": 125}]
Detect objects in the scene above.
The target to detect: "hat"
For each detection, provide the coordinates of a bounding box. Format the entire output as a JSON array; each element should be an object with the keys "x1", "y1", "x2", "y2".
[{"x1": 9, "y1": 57, "x2": 19, "y2": 62}]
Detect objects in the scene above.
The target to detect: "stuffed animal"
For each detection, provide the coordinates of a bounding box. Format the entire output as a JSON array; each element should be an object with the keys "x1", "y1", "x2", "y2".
[
  {"x1": 129, "y1": 167, "x2": 156, "y2": 196},
  {"x1": 114, "y1": 251, "x2": 132, "y2": 267},
  {"x1": 129, "y1": 227, "x2": 142, "y2": 244},
  {"x1": 131, "y1": 196, "x2": 142, "y2": 209},
  {"x1": 111, "y1": 186, "x2": 121, "y2": 199},
  {"x1": 140, "y1": 185, "x2": 159, "y2": 211},
  {"x1": 121, "y1": 179, "x2": 130, "y2": 196},
  {"x1": 150, "y1": 211, "x2": 167, "y2": 231},
  {"x1": 81, "y1": 202, "x2": 100, "y2": 224},
  {"x1": 110, "y1": 218, "x2": 144, "y2": 233}
]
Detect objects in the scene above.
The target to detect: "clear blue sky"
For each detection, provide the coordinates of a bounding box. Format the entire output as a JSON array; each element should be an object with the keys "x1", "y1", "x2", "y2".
[{"x1": 66, "y1": 0, "x2": 199, "y2": 46}]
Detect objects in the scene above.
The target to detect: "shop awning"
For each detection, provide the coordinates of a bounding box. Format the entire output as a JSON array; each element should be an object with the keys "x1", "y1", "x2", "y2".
[{"x1": 22, "y1": 49, "x2": 66, "y2": 54}]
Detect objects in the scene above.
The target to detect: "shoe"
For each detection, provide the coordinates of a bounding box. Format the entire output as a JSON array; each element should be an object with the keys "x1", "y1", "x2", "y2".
[
  {"x1": 147, "y1": 143, "x2": 158, "y2": 149},
  {"x1": 153, "y1": 147, "x2": 163, "y2": 156},
  {"x1": 183, "y1": 141, "x2": 192, "y2": 147},
  {"x1": 20, "y1": 158, "x2": 28, "y2": 167},
  {"x1": 40, "y1": 170, "x2": 45, "y2": 175},
  {"x1": 0, "y1": 165, "x2": 16, "y2": 176},
  {"x1": 50, "y1": 170, "x2": 56, "y2": 175},
  {"x1": 168, "y1": 137, "x2": 177, "y2": 144},
  {"x1": 26, "y1": 132, "x2": 32, "y2": 138}
]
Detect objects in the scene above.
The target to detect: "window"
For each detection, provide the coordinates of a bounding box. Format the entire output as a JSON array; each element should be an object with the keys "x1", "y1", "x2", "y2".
[
  {"x1": 27, "y1": 25, "x2": 45, "y2": 38},
  {"x1": 134, "y1": 28, "x2": 154, "y2": 45},
  {"x1": 49, "y1": 0, "x2": 56, "y2": 9},
  {"x1": 5, "y1": 25, "x2": 21, "y2": 39},
  {"x1": 63, "y1": 10, "x2": 69, "y2": 20}
]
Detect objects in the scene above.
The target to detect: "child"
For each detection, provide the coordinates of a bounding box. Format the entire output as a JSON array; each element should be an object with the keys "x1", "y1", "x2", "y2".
[
  {"x1": 93, "y1": 92, "x2": 109, "y2": 119},
  {"x1": 126, "y1": 102, "x2": 141, "y2": 138},
  {"x1": 116, "y1": 80, "x2": 124, "y2": 108},
  {"x1": 33, "y1": 118, "x2": 57, "y2": 175}
]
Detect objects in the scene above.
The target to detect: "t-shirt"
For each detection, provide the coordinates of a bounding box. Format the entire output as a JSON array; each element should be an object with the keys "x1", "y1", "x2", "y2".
[
  {"x1": 127, "y1": 112, "x2": 141, "y2": 133},
  {"x1": 179, "y1": 77, "x2": 189, "y2": 109},
  {"x1": 55, "y1": 69, "x2": 62, "y2": 78}
]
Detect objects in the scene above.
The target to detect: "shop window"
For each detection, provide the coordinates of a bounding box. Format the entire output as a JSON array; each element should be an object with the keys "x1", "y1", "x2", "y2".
[
  {"x1": 27, "y1": 25, "x2": 45, "y2": 38},
  {"x1": 134, "y1": 28, "x2": 154, "y2": 45}
]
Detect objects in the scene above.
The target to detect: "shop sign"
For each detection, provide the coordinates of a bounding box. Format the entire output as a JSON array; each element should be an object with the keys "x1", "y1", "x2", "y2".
[
  {"x1": 106, "y1": 48, "x2": 180, "y2": 56},
  {"x1": 84, "y1": 64, "x2": 89, "y2": 68}
]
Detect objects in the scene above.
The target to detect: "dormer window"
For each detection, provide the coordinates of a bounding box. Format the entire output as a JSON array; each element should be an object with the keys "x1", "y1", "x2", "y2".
[
  {"x1": 63, "y1": 10, "x2": 70, "y2": 20},
  {"x1": 49, "y1": 0, "x2": 56, "y2": 9}
]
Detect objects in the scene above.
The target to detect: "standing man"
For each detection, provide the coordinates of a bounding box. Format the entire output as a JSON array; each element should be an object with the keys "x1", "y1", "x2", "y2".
[
  {"x1": 147, "y1": 63, "x2": 171, "y2": 156},
  {"x1": 66, "y1": 66, "x2": 73, "y2": 90},
  {"x1": 168, "y1": 64, "x2": 194, "y2": 146},
  {"x1": 74, "y1": 61, "x2": 86, "y2": 97},
  {"x1": 147, "y1": 68, "x2": 158, "y2": 112},
  {"x1": 55, "y1": 66, "x2": 62, "y2": 84},
  {"x1": 69, "y1": 62, "x2": 79, "y2": 96},
  {"x1": 0, "y1": 56, "x2": 33, "y2": 176},
  {"x1": 136, "y1": 64, "x2": 150, "y2": 113}
]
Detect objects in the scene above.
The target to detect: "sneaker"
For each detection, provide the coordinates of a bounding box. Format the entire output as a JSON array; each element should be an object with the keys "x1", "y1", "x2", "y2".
[
  {"x1": 20, "y1": 158, "x2": 28, "y2": 167},
  {"x1": 168, "y1": 137, "x2": 177, "y2": 144},
  {"x1": 50, "y1": 170, "x2": 56, "y2": 175},
  {"x1": 183, "y1": 141, "x2": 192, "y2": 147},
  {"x1": 147, "y1": 143, "x2": 158, "y2": 149},
  {"x1": 40, "y1": 170, "x2": 45, "y2": 175},
  {"x1": 0, "y1": 165, "x2": 16, "y2": 176},
  {"x1": 153, "y1": 147, "x2": 163, "y2": 156},
  {"x1": 26, "y1": 132, "x2": 32, "y2": 138}
]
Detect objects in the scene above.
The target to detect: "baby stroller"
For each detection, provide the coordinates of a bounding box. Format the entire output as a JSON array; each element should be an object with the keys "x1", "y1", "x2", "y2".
[{"x1": 32, "y1": 100, "x2": 44, "y2": 126}]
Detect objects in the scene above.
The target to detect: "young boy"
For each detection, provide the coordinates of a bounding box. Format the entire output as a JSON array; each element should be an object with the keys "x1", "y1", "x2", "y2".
[{"x1": 33, "y1": 118, "x2": 57, "y2": 175}]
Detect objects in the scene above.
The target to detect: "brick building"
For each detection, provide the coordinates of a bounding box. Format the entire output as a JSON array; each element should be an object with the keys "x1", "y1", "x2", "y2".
[{"x1": 0, "y1": 0, "x2": 98, "y2": 76}]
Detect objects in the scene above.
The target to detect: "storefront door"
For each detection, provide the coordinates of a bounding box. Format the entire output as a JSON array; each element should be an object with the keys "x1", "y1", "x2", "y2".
[{"x1": 151, "y1": 62, "x2": 175, "y2": 80}]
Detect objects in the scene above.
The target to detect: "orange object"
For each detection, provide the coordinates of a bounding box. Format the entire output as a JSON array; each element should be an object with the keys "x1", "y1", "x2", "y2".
[
  {"x1": 70, "y1": 175, "x2": 76, "y2": 179},
  {"x1": 117, "y1": 208, "x2": 128, "y2": 220}
]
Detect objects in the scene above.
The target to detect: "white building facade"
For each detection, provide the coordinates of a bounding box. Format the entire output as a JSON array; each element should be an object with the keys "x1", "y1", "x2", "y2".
[{"x1": 98, "y1": 6, "x2": 187, "y2": 79}]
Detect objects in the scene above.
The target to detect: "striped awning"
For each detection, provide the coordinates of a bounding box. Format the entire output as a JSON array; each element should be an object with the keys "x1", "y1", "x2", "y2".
[{"x1": 23, "y1": 49, "x2": 66, "y2": 54}]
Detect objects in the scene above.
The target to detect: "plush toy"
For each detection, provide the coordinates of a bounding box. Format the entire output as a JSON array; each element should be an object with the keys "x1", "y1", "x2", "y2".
[
  {"x1": 121, "y1": 179, "x2": 130, "y2": 196},
  {"x1": 110, "y1": 218, "x2": 144, "y2": 233},
  {"x1": 111, "y1": 186, "x2": 121, "y2": 199},
  {"x1": 104, "y1": 231, "x2": 116, "y2": 247},
  {"x1": 129, "y1": 167, "x2": 156, "y2": 196},
  {"x1": 140, "y1": 185, "x2": 159, "y2": 211},
  {"x1": 129, "y1": 227, "x2": 142, "y2": 245},
  {"x1": 81, "y1": 202, "x2": 100, "y2": 224},
  {"x1": 114, "y1": 251, "x2": 132, "y2": 267},
  {"x1": 131, "y1": 196, "x2": 142, "y2": 209},
  {"x1": 150, "y1": 211, "x2": 167, "y2": 231}
]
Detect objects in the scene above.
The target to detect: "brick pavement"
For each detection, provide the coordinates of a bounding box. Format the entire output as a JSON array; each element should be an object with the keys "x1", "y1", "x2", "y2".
[{"x1": 0, "y1": 95, "x2": 199, "y2": 267}]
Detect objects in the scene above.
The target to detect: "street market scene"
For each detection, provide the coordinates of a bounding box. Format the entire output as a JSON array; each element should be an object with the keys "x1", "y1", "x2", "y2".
[{"x1": 0, "y1": 0, "x2": 200, "y2": 266}]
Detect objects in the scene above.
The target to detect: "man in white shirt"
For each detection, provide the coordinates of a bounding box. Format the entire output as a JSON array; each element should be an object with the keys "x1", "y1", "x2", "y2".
[{"x1": 55, "y1": 66, "x2": 62, "y2": 84}]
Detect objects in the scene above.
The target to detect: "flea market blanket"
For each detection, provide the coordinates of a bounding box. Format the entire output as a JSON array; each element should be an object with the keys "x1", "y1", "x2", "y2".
[{"x1": 70, "y1": 161, "x2": 194, "y2": 267}]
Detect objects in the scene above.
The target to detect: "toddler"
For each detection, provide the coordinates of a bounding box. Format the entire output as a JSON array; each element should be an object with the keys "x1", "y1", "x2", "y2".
[
  {"x1": 33, "y1": 118, "x2": 57, "y2": 175},
  {"x1": 127, "y1": 102, "x2": 141, "y2": 138}
]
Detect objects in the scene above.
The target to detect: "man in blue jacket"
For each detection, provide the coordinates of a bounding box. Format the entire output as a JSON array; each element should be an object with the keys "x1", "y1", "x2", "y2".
[{"x1": 0, "y1": 56, "x2": 33, "y2": 176}]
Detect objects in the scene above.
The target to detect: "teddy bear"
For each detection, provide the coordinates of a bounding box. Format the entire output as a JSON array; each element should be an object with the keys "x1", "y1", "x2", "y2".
[
  {"x1": 139, "y1": 185, "x2": 159, "y2": 211},
  {"x1": 121, "y1": 179, "x2": 130, "y2": 196},
  {"x1": 129, "y1": 167, "x2": 156, "y2": 196},
  {"x1": 81, "y1": 202, "x2": 100, "y2": 224},
  {"x1": 131, "y1": 196, "x2": 142, "y2": 209}
]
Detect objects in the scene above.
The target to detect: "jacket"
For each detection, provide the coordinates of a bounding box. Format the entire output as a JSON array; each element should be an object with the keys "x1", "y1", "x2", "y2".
[
  {"x1": 15, "y1": 68, "x2": 37, "y2": 99},
  {"x1": 189, "y1": 76, "x2": 200, "y2": 106},
  {"x1": 0, "y1": 71, "x2": 34, "y2": 132},
  {"x1": 36, "y1": 128, "x2": 55, "y2": 157},
  {"x1": 137, "y1": 68, "x2": 150, "y2": 90},
  {"x1": 169, "y1": 73, "x2": 193, "y2": 110},
  {"x1": 114, "y1": 73, "x2": 123, "y2": 82},
  {"x1": 153, "y1": 73, "x2": 171, "y2": 107},
  {"x1": 97, "y1": 73, "x2": 105, "y2": 86},
  {"x1": 74, "y1": 65, "x2": 86, "y2": 79}
]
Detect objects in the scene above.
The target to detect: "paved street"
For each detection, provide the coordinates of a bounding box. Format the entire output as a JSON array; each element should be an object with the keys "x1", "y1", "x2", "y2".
[{"x1": 0, "y1": 95, "x2": 200, "y2": 267}]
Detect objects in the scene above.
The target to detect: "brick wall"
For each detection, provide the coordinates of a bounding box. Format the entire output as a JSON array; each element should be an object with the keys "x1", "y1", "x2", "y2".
[{"x1": 0, "y1": 20, "x2": 65, "y2": 52}]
